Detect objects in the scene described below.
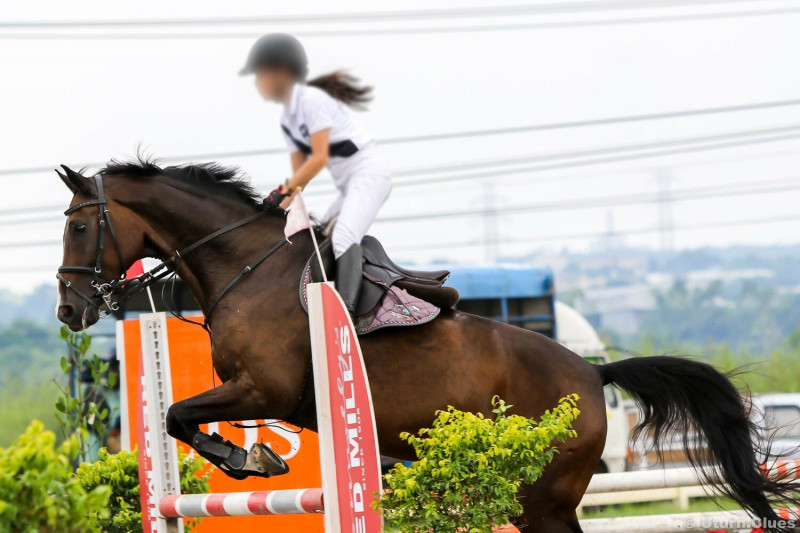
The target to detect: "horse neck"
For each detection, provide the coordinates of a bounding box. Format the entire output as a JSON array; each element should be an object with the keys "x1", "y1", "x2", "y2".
[{"x1": 115, "y1": 177, "x2": 308, "y2": 315}]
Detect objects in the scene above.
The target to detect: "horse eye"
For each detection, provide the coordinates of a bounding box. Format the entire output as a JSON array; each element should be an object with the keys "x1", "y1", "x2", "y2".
[{"x1": 73, "y1": 224, "x2": 88, "y2": 234}]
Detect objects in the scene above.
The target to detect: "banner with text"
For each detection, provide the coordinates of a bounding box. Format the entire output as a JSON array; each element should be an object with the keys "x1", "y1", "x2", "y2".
[{"x1": 307, "y1": 282, "x2": 383, "y2": 533}]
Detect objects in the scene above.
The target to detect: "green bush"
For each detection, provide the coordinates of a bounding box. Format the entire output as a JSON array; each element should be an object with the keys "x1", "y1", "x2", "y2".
[
  {"x1": 378, "y1": 395, "x2": 580, "y2": 533},
  {"x1": 0, "y1": 421, "x2": 110, "y2": 533},
  {"x1": 75, "y1": 447, "x2": 212, "y2": 533}
]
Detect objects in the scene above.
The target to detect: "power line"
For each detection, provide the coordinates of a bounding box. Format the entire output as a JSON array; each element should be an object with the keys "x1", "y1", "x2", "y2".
[
  {"x1": 4, "y1": 7, "x2": 799, "y2": 39},
  {"x1": 0, "y1": 266, "x2": 56, "y2": 274},
  {"x1": 392, "y1": 212, "x2": 800, "y2": 251},
  {"x1": 0, "y1": 215, "x2": 63, "y2": 226},
  {"x1": 4, "y1": 97, "x2": 800, "y2": 178},
  {"x1": 3, "y1": 174, "x2": 799, "y2": 237},
  {"x1": 307, "y1": 127, "x2": 800, "y2": 195},
  {"x1": 0, "y1": 0, "x2": 772, "y2": 29},
  {"x1": 7, "y1": 211, "x2": 800, "y2": 272},
  {"x1": 6, "y1": 127, "x2": 800, "y2": 221},
  {"x1": 0, "y1": 147, "x2": 286, "y2": 178},
  {"x1": 388, "y1": 124, "x2": 800, "y2": 178},
  {"x1": 375, "y1": 176, "x2": 800, "y2": 224},
  {"x1": 0, "y1": 239, "x2": 61, "y2": 249}
]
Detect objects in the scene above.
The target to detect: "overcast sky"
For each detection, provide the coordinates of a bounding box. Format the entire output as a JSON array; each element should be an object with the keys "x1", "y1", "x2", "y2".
[{"x1": 2, "y1": 0, "x2": 800, "y2": 292}]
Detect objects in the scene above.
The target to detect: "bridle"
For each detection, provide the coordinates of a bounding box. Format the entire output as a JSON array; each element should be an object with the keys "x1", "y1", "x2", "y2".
[
  {"x1": 57, "y1": 174, "x2": 288, "y2": 328},
  {"x1": 57, "y1": 175, "x2": 127, "y2": 313}
]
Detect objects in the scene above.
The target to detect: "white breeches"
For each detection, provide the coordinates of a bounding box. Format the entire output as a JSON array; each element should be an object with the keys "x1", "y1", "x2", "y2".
[{"x1": 323, "y1": 170, "x2": 392, "y2": 258}]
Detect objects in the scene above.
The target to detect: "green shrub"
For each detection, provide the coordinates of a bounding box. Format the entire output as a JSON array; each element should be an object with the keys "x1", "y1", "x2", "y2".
[
  {"x1": 0, "y1": 421, "x2": 110, "y2": 533},
  {"x1": 378, "y1": 395, "x2": 580, "y2": 533},
  {"x1": 75, "y1": 447, "x2": 212, "y2": 533}
]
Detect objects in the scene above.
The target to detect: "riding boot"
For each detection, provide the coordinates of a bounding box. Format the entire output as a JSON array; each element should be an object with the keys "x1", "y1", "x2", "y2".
[{"x1": 335, "y1": 244, "x2": 363, "y2": 317}]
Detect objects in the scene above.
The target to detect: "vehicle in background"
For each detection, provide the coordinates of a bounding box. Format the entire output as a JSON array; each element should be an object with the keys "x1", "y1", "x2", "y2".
[
  {"x1": 446, "y1": 266, "x2": 556, "y2": 338},
  {"x1": 554, "y1": 301, "x2": 628, "y2": 473},
  {"x1": 446, "y1": 266, "x2": 628, "y2": 473},
  {"x1": 752, "y1": 394, "x2": 800, "y2": 461}
]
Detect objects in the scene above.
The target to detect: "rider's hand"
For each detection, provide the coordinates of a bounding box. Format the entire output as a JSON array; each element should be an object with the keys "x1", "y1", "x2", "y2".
[{"x1": 262, "y1": 183, "x2": 290, "y2": 210}]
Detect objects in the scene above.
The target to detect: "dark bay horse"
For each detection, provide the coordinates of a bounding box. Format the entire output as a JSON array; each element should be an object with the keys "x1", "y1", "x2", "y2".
[{"x1": 55, "y1": 159, "x2": 800, "y2": 532}]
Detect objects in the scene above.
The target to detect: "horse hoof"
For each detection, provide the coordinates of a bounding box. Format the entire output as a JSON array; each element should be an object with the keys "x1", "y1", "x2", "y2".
[
  {"x1": 245, "y1": 442, "x2": 290, "y2": 477},
  {"x1": 218, "y1": 443, "x2": 290, "y2": 480}
]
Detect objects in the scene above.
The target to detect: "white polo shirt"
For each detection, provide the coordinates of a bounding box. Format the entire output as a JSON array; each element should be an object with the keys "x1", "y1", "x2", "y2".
[{"x1": 280, "y1": 83, "x2": 378, "y2": 189}]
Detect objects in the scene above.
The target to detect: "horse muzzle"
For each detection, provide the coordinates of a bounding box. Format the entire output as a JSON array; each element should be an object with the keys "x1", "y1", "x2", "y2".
[{"x1": 57, "y1": 301, "x2": 100, "y2": 332}]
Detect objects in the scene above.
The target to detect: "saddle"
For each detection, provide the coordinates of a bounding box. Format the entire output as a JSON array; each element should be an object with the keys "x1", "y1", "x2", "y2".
[{"x1": 299, "y1": 235, "x2": 460, "y2": 335}]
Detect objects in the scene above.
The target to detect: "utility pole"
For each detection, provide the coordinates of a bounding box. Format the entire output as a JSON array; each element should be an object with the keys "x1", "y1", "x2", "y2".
[
  {"x1": 482, "y1": 178, "x2": 499, "y2": 263},
  {"x1": 604, "y1": 209, "x2": 619, "y2": 253},
  {"x1": 656, "y1": 169, "x2": 675, "y2": 252}
]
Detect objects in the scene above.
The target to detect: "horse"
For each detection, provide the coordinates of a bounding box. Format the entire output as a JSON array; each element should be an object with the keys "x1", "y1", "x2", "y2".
[{"x1": 55, "y1": 158, "x2": 800, "y2": 532}]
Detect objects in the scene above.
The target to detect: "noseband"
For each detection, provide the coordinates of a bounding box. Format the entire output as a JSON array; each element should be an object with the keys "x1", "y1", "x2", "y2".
[{"x1": 57, "y1": 174, "x2": 288, "y2": 326}]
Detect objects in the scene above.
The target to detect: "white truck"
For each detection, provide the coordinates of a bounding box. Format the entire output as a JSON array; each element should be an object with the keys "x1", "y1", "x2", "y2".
[
  {"x1": 554, "y1": 301, "x2": 629, "y2": 473},
  {"x1": 752, "y1": 393, "x2": 800, "y2": 461}
]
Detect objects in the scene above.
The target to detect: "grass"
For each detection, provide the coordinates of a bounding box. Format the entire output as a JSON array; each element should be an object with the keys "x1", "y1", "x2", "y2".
[{"x1": 0, "y1": 381, "x2": 61, "y2": 446}]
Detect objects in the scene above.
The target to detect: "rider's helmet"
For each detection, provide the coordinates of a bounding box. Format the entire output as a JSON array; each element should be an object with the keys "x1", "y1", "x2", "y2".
[{"x1": 239, "y1": 33, "x2": 308, "y2": 79}]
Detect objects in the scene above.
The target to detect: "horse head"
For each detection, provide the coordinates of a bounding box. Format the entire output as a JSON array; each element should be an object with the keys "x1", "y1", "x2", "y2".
[{"x1": 55, "y1": 165, "x2": 142, "y2": 331}]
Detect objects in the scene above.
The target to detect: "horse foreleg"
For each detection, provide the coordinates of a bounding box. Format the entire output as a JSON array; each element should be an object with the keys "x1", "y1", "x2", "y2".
[{"x1": 165, "y1": 379, "x2": 289, "y2": 480}]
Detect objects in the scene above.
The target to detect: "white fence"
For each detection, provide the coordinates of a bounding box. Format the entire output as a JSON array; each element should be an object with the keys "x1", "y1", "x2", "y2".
[
  {"x1": 579, "y1": 463, "x2": 800, "y2": 533},
  {"x1": 579, "y1": 467, "x2": 711, "y2": 512},
  {"x1": 582, "y1": 508, "x2": 800, "y2": 533}
]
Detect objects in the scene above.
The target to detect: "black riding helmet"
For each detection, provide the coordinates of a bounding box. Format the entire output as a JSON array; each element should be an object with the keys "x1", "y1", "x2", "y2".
[{"x1": 239, "y1": 33, "x2": 308, "y2": 79}]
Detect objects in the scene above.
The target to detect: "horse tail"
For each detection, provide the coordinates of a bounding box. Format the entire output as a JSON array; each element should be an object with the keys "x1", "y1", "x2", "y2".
[{"x1": 599, "y1": 356, "x2": 799, "y2": 529}]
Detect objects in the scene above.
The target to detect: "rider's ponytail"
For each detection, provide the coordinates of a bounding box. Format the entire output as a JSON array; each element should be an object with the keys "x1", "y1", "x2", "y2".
[{"x1": 307, "y1": 71, "x2": 372, "y2": 110}]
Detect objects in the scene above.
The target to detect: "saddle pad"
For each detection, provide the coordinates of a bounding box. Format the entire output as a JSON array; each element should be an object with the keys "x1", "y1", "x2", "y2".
[{"x1": 299, "y1": 266, "x2": 440, "y2": 335}]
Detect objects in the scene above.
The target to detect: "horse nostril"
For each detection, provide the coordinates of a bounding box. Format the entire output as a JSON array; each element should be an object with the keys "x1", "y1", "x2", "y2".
[{"x1": 58, "y1": 305, "x2": 75, "y2": 320}]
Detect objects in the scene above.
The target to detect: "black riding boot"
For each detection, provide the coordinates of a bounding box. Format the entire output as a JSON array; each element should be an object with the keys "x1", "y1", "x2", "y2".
[{"x1": 335, "y1": 244, "x2": 363, "y2": 317}]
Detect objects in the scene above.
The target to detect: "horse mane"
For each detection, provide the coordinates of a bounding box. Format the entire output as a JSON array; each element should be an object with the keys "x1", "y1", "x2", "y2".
[{"x1": 100, "y1": 155, "x2": 262, "y2": 210}]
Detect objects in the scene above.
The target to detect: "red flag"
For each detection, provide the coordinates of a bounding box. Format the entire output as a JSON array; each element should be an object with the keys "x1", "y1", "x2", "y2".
[
  {"x1": 284, "y1": 192, "x2": 312, "y2": 243},
  {"x1": 126, "y1": 260, "x2": 145, "y2": 279}
]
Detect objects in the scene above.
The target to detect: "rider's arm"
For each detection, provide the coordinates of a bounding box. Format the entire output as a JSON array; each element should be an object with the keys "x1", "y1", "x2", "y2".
[
  {"x1": 289, "y1": 151, "x2": 306, "y2": 175},
  {"x1": 287, "y1": 129, "x2": 329, "y2": 192}
]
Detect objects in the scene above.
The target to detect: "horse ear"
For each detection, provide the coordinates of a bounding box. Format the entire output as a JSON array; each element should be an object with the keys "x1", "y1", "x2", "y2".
[
  {"x1": 56, "y1": 168, "x2": 78, "y2": 194},
  {"x1": 57, "y1": 165, "x2": 95, "y2": 196}
]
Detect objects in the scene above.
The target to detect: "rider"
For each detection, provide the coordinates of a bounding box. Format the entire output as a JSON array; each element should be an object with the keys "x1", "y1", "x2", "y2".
[{"x1": 240, "y1": 33, "x2": 392, "y2": 316}]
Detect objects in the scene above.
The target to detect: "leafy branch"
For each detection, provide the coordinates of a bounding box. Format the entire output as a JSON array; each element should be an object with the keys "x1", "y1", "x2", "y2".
[{"x1": 54, "y1": 326, "x2": 117, "y2": 464}]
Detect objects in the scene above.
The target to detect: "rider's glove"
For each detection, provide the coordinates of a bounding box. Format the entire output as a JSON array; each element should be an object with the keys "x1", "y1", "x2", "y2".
[{"x1": 262, "y1": 183, "x2": 290, "y2": 210}]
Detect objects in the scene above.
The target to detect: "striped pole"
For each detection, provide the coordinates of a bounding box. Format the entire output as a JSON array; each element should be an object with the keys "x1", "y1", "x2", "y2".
[
  {"x1": 762, "y1": 458, "x2": 800, "y2": 479},
  {"x1": 159, "y1": 488, "x2": 324, "y2": 518}
]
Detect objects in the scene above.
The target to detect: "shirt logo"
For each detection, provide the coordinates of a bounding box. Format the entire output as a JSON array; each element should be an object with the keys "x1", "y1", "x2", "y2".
[{"x1": 299, "y1": 124, "x2": 309, "y2": 138}]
